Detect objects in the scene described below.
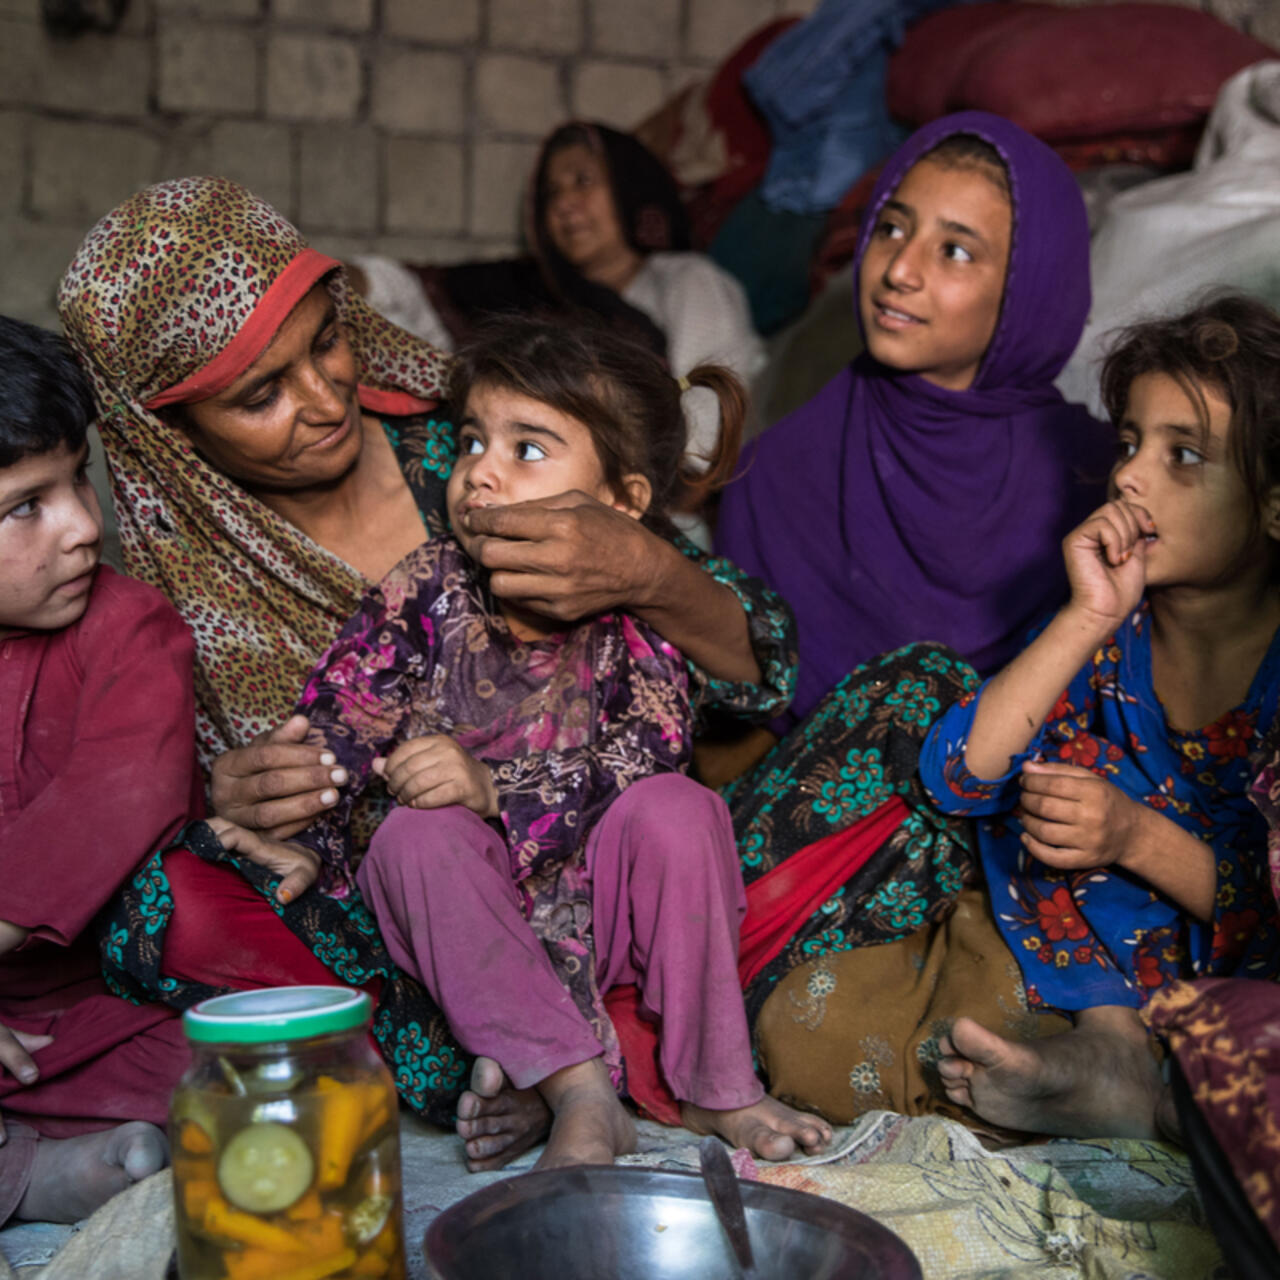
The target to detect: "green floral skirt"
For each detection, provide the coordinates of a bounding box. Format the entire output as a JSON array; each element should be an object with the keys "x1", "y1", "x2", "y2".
[{"x1": 723, "y1": 643, "x2": 982, "y2": 1027}]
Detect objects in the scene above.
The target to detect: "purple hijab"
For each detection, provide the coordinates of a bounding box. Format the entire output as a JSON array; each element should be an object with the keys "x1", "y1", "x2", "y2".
[{"x1": 716, "y1": 112, "x2": 1112, "y2": 727}]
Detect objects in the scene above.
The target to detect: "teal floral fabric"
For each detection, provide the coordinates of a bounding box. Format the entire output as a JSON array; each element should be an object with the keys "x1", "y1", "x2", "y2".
[
  {"x1": 99, "y1": 822, "x2": 469, "y2": 1125},
  {"x1": 725, "y1": 643, "x2": 981, "y2": 1026}
]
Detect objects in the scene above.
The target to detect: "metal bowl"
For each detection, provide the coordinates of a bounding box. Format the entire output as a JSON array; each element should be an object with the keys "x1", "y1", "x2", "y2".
[{"x1": 423, "y1": 1165, "x2": 922, "y2": 1280}]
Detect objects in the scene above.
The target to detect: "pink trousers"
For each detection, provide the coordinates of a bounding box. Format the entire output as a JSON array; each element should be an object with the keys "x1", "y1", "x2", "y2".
[{"x1": 355, "y1": 774, "x2": 763, "y2": 1111}]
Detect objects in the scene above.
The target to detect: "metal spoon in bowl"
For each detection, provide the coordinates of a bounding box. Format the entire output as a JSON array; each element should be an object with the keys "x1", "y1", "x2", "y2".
[{"x1": 699, "y1": 1136, "x2": 757, "y2": 1278}]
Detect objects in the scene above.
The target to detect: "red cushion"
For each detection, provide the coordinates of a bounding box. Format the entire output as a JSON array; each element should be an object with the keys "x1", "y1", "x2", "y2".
[{"x1": 888, "y1": 2, "x2": 1273, "y2": 139}]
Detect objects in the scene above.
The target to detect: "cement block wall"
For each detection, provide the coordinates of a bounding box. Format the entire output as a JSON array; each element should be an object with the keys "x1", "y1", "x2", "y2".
[
  {"x1": 0, "y1": 0, "x2": 823, "y2": 330},
  {"x1": 4, "y1": 0, "x2": 1276, "y2": 330}
]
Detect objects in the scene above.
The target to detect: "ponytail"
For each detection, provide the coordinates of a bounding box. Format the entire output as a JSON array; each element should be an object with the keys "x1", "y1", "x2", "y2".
[{"x1": 670, "y1": 363, "x2": 746, "y2": 514}]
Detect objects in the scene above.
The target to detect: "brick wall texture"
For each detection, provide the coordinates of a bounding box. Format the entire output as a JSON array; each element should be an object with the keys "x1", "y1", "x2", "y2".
[
  {"x1": 1, "y1": 0, "x2": 1275, "y2": 328},
  {"x1": 0, "y1": 0, "x2": 820, "y2": 327}
]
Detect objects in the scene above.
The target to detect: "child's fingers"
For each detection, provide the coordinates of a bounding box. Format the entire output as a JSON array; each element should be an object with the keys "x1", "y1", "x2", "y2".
[
  {"x1": 1021, "y1": 760, "x2": 1095, "y2": 782},
  {"x1": 1017, "y1": 790, "x2": 1079, "y2": 823},
  {"x1": 203, "y1": 814, "x2": 240, "y2": 843},
  {"x1": 275, "y1": 852, "x2": 320, "y2": 905},
  {"x1": 1020, "y1": 830, "x2": 1088, "y2": 867},
  {"x1": 1020, "y1": 814, "x2": 1079, "y2": 847},
  {"x1": 0, "y1": 1024, "x2": 48, "y2": 1086},
  {"x1": 381, "y1": 735, "x2": 447, "y2": 771},
  {"x1": 1094, "y1": 507, "x2": 1134, "y2": 566},
  {"x1": 379, "y1": 738, "x2": 452, "y2": 796},
  {"x1": 381, "y1": 756, "x2": 448, "y2": 802},
  {"x1": 402, "y1": 772, "x2": 470, "y2": 810},
  {"x1": 1115, "y1": 499, "x2": 1156, "y2": 537}
]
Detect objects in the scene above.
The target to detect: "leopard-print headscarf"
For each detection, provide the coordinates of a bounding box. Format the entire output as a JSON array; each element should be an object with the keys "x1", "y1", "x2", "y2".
[{"x1": 58, "y1": 177, "x2": 451, "y2": 774}]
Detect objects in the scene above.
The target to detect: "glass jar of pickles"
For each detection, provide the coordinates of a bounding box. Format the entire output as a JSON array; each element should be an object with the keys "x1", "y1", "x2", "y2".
[{"x1": 171, "y1": 986, "x2": 405, "y2": 1280}]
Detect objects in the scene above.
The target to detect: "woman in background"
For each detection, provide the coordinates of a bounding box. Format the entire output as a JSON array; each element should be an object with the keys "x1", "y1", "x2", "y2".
[{"x1": 352, "y1": 122, "x2": 765, "y2": 485}]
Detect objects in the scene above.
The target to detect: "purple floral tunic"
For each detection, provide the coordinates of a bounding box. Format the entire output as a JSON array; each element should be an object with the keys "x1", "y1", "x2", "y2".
[{"x1": 294, "y1": 534, "x2": 693, "y2": 1065}]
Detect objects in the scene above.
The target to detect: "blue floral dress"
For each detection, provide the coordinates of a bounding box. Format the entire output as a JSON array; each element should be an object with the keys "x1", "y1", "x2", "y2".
[{"x1": 919, "y1": 606, "x2": 1280, "y2": 1012}]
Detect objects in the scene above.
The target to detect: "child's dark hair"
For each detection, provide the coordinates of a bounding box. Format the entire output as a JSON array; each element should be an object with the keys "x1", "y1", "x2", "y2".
[
  {"x1": 0, "y1": 315, "x2": 95, "y2": 468},
  {"x1": 1100, "y1": 293, "x2": 1280, "y2": 545},
  {"x1": 447, "y1": 315, "x2": 745, "y2": 540},
  {"x1": 922, "y1": 133, "x2": 1011, "y2": 203}
]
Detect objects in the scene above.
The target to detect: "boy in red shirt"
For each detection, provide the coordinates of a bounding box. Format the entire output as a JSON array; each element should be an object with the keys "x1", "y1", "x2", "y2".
[{"x1": 0, "y1": 316, "x2": 200, "y2": 1223}]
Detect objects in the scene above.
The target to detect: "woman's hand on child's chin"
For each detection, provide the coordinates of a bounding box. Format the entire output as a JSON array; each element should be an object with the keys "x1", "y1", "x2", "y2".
[
  {"x1": 203, "y1": 815, "x2": 321, "y2": 905},
  {"x1": 464, "y1": 491, "x2": 659, "y2": 620},
  {"x1": 1017, "y1": 760, "x2": 1143, "y2": 871},
  {"x1": 1062, "y1": 500, "x2": 1155, "y2": 635},
  {"x1": 373, "y1": 736, "x2": 499, "y2": 819}
]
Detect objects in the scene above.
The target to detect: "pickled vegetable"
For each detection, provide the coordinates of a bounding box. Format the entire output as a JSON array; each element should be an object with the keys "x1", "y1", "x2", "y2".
[
  {"x1": 177, "y1": 1120, "x2": 215, "y2": 1156},
  {"x1": 217, "y1": 1123, "x2": 314, "y2": 1214},
  {"x1": 202, "y1": 1196, "x2": 307, "y2": 1252},
  {"x1": 172, "y1": 1050, "x2": 405, "y2": 1280},
  {"x1": 314, "y1": 1077, "x2": 365, "y2": 1191},
  {"x1": 348, "y1": 1194, "x2": 393, "y2": 1246}
]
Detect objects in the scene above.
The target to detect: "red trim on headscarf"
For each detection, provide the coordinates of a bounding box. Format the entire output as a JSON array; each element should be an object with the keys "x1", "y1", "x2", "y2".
[
  {"x1": 357, "y1": 385, "x2": 437, "y2": 417},
  {"x1": 144, "y1": 248, "x2": 342, "y2": 409},
  {"x1": 605, "y1": 797, "x2": 909, "y2": 1125}
]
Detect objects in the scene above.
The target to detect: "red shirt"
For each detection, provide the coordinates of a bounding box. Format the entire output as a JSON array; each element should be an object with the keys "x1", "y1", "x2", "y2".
[{"x1": 1, "y1": 565, "x2": 202, "y2": 1012}]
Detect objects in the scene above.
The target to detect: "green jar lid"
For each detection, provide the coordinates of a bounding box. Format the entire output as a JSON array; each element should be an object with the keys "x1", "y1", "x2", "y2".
[{"x1": 183, "y1": 985, "x2": 371, "y2": 1045}]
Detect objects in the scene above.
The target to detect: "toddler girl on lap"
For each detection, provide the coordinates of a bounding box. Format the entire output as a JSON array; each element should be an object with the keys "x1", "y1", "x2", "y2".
[{"x1": 264, "y1": 317, "x2": 831, "y2": 1169}]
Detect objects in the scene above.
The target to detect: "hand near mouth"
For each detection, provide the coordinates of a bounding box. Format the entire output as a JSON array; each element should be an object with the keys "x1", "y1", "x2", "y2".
[
  {"x1": 1063, "y1": 499, "x2": 1155, "y2": 631},
  {"x1": 463, "y1": 490, "x2": 652, "y2": 622}
]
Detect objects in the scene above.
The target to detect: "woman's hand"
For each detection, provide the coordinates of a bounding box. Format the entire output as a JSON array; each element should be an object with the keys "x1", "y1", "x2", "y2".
[
  {"x1": 204, "y1": 815, "x2": 321, "y2": 905},
  {"x1": 1018, "y1": 760, "x2": 1143, "y2": 869},
  {"x1": 210, "y1": 715, "x2": 347, "y2": 840},
  {"x1": 0, "y1": 1022, "x2": 52, "y2": 1144},
  {"x1": 463, "y1": 491, "x2": 662, "y2": 621},
  {"x1": 1063, "y1": 500, "x2": 1155, "y2": 632},
  {"x1": 465, "y1": 491, "x2": 761, "y2": 685},
  {"x1": 373, "y1": 737, "x2": 498, "y2": 818}
]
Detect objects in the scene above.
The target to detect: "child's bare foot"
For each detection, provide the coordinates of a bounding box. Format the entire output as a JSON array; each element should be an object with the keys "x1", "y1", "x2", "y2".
[
  {"x1": 681, "y1": 1095, "x2": 832, "y2": 1162},
  {"x1": 937, "y1": 1009, "x2": 1161, "y2": 1138},
  {"x1": 456, "y1": 1056, "x2": 552, "y2": 1172},
  {"x1": 16, "y1": 1122, "x2": 168, "y2": 1223},
  {"x1": 533, "y1": 1058, "x2": 636, "y2": 1171}
]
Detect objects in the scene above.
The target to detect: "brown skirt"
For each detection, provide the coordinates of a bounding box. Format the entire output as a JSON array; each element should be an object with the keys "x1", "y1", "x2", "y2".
[{"x1": 755, "y1": 888, "x2": 1070, "y2": 1125}]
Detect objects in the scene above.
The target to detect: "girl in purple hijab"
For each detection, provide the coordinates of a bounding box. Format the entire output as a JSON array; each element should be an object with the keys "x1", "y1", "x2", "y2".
[
  {"x1": 717, "y1": 116, "x2": 1113, "y2": 1125},
  {"x1": 717, "y1": 111, "x2": 1112, "y2": 728}
]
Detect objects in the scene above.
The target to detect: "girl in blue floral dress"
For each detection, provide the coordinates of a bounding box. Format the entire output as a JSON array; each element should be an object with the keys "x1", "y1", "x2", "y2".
[{"x1": 921, "y1": 295, "x2": 1280, "y2": 1138}]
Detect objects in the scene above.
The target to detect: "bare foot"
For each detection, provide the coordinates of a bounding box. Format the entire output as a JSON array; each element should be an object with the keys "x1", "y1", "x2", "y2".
[
  {"x1": 533, "y1": 1058, "x2": 636, "y2": 1171},
  {"x1": 16, "y1": 1121, "x2": 168, "y2": 1223},
  {"x1": 456, "y1": 1056, "x2": 552, "y2": 1172},
  {"x1": 936, "y1": 1009, "x2": 1161, "y2": 1138},
  {"x1": 681, "y1": 1094, "x2": 832, "y2": 1162}
]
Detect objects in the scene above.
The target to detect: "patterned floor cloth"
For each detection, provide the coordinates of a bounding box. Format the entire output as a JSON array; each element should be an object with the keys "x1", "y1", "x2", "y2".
[{"x1": 2, "y1": 1111, "x2": 1221, "y2": 1279}]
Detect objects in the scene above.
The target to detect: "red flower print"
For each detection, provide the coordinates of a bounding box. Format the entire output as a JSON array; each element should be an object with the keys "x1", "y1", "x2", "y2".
[
  {"x1": 1203, "y1": 710, "x2": 1255, "y2": 762},
  {"x1": 1057, "y1": 735, "x2": 1099, "y2": 768},
  {"x1": 1037, "y1": 944, "x2": 1054, "y2": 965},
  {"x1": 1212, "y1": 909, "x2": 1260, "y2": 964},
  {"x1": 1048, "y1": 689, "x2": 1074, "y2": 722},
  {"x1": 1037, "y1": 887, "x2": 1090, "y2": 942},
  {"x1": 1073, "y1": 945, "x2": 1092, "y2": 965},
  {"x1": 1135, "y1": 953, "x2": 1165, "y2": 989}
]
